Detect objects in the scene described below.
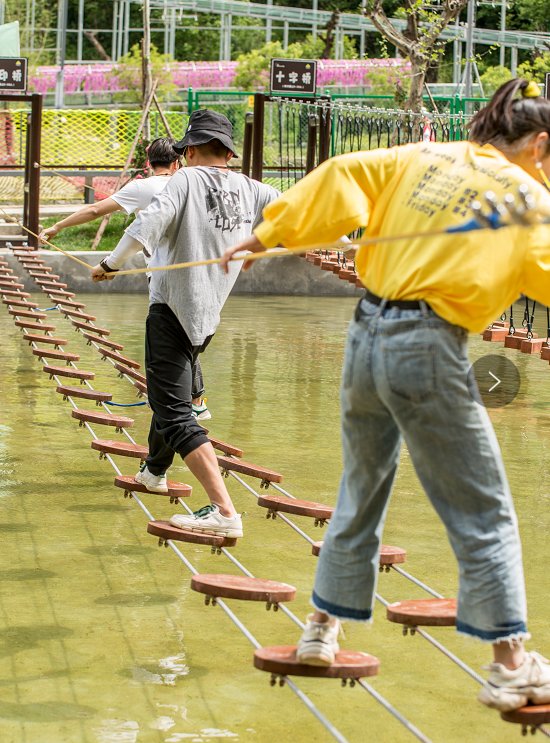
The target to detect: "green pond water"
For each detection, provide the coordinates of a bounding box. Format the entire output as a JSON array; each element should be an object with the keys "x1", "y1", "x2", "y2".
[{"x1": 1, "y1": 292, "x2": 549, "y2": 743}]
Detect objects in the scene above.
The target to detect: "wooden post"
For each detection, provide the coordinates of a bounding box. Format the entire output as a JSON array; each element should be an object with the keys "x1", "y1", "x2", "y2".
[
  {"x1": 305, "y1": 114, "x2": 318, "y2": 174},
  {"x1": 141, "y1": 0, "x2": 153, "y2": 140},
  {"x1": 251, "y1": 93, "x2": 265, "y2": 182},
  {"x1": 153, "y1": 92, "x2": 173, "y2": 138},
  {"x1": 241, "y1": 112, "x2": 253, "y2": 178}
]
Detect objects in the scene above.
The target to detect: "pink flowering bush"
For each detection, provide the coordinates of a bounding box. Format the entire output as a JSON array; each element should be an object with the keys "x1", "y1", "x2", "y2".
[{"x1": 29, "y1": 59, "x2": 408, "y2": 95}]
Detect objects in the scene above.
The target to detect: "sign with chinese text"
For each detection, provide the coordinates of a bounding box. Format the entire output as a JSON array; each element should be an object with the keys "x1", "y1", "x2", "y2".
[
  {"x1": 0, "y1": 57, "x2": 27, "y2": 92},
  {"x1": 270, "y1": 59, "x2": 317, "y2": 95}
]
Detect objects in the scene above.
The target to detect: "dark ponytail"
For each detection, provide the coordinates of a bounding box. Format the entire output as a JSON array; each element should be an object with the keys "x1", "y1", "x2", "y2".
[{"x1": 469, "y1": 78, "x2": 550, "y2": 153}]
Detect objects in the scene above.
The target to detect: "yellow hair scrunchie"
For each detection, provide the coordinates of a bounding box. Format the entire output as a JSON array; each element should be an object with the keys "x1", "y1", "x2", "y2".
[{"x1": 523, "y1": 80, "x2": 542, "y2": 98}]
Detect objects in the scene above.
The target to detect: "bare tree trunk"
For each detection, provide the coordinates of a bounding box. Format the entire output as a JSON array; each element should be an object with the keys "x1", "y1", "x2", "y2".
[
  {"x1": 83, "y1": 31, "x2": 111, "y2": 61},
  {"x1": 407, "y1": 56, "x2": 427, "y2": 112},
  {"x1": 321, "y1": 11, "x2": 340, "y2": 59}
]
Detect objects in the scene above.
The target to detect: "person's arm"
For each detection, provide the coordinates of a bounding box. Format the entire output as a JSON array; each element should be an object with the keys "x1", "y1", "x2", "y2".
[
  {"x1": 39, "y1": 197, "x2": 122, "y2": 243},
  {"x1": 91, "y1": 233, "x2": 146, "y2": 282},
  {"x1": 221, "y1": 148, "x2": 399, "y2": 271}
]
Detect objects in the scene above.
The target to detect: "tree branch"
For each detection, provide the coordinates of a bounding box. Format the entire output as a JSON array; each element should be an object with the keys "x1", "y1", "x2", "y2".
[{"x1": 364, "y1": 0, "x2": 413, "y2": 57}]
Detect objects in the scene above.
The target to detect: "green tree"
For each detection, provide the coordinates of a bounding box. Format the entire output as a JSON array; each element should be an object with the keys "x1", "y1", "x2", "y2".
[
  {"x1": 234, "y1": 41, "x2": 304, "y2": 90},
  {"x1": 479, "y1": 65, "x2": 514, "y2": 96},
  {"x1": 109, "y1": 44, "x2": 177, "y2": 103},
  {"x1": 514, "y1": 0, "x2": 550, "y2": 32},
  {"x1": 518, "y1": 52, "x2": 550, "y2": 83}
]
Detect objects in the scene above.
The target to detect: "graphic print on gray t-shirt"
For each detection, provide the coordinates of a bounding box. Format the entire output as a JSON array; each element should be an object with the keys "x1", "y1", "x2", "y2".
[
  {"x1": 205, "y1": 185, "x2": 251, "y2": 233},
  {"x1": 125, "y1": 167, "x2": 279, "y2": 345}
]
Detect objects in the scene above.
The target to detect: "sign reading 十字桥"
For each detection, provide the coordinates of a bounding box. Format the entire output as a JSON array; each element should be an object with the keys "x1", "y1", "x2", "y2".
[
  {"x1": 270, "y1": 59, "x2": 317, "y2": 95},
  {"x1": 0, "y1": 58, "x2": 27, "y2": 92}
]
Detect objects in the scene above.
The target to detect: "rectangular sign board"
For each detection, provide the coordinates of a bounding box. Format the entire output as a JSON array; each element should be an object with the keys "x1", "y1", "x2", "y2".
[
  {"x1": 270, "y1": 59, "x2": 317, "y2": 95},
  {"x1": 0, "y1": 57, "x2": 27, "y2": 92}
]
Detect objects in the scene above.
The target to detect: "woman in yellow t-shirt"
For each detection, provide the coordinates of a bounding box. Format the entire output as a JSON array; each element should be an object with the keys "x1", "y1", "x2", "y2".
[{"x1": 222, "y1": 79, "x2": 550, "y2": 712}]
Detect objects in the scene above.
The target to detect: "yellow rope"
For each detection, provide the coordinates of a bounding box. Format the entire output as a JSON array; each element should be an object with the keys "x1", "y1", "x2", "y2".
[{"x1": 0, "y1": 205, "x2": 93, "y2": 271}]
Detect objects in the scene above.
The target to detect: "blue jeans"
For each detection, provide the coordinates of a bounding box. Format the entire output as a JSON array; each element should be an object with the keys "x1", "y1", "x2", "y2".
[{"x1": 312, "y1": 297, "x2": 528, "y2": 642}]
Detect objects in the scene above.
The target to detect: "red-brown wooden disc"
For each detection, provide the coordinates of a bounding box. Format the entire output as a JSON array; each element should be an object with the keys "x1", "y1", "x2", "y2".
[
  {"x1": 29, "y1": 272, "x2": 60, "y2": 280},
  {"x1": 208, "y1": 436, "x2": 243, "y2": 458},
  {"x1": 2, "y1": 299, "x2": 38, "y2": 307},
  {"x1": 72, "y1": 409, "x2": 134, "y2": 428},
  {"x1": 2, "y1": 290, "x2": 30, "y2": 297},
  {"x1": 27, "y1": 264, "x2": 52, "y2": 271},
  {"x1": 114, "y1": 475, "x2": 191, "y2": 498},
  {"x1": 91, "y1": 438, "x2": 147, "y2": 458},
  {"x1": 33, "y1": 348, "x2": 80, "y2": 362},
  {"x1": 0, "y1": 280, "x2": 24, "y2": 288},
  {"x1": 61, "y1": 309, "x2": 96, "y2": 321},
  {"x1": 147, "y1": 519, "x2": 237, "y2": 547},
  {"x1": 520, "y1": 338, "x2": 544, "y2": 354},
  {"x1": 72, "y1": 320, "x2": 109, "y2": 334},
  {"x1": 15, "y1": 321, "x2": 56, "y2": 331},
  {"x1": 311, "y1": 542, "x2": 407, "y2": 565},
  {"x1": 100, "y1": 348, "x2": 140, "y2": 368},
  {"x1": 257, "y1": 494, "x2": 333, "y2": 520},
  {"x1": 42, "y1": 365, "x2": 94, "y2": 380},
  {"x1": 0, "y1": 259, "x2": 9, "y2": 266},
  {"x1": 253, "y1": 646, "x2": 380, "y2": 679},
  {"x1": 56, "y1": 385, "x2": 112, "y2": 402},
  {"x1": 56, "y1": 299, "x2": 86, "y2": 309},
  {"x1": 26, "y1": 334, "x2": 68, "y2": 346},
  {"x1": 113, "y1": 363, "x2": 146, "y2": 382},
  {"x1": 82, "y1": 332, "x2": 123, "y2": 350},
  {"x1": 482, "y1": 328, "x2": 508, "y2": 342},
  {"x1": 133, "y1": 380, "x2": 147, "y2": 395},
  {"x1": 190, "y1": 574, "x2": 296, "y2": 602},
  {"x1": 501, "y1": 705, "x2": 550, "y2": 727},
  {"x1": 36, "y1": 280, "x2": 68, "y2": 289},
  {"x1": 49, "y1": 290, "x2": 76, "y2": 299},
  {"x1": 386, "y1": 598, "x2": 457, "y2": 627},
  {"x1": 216, "y1": 455, "x2": 283, "y2": 483},
  {"x1": 9, "y1": 309, "x2": 47, "y2": 319},
  {"x1": 21, "y1": 262, "x2": 46, "y2": 269}
]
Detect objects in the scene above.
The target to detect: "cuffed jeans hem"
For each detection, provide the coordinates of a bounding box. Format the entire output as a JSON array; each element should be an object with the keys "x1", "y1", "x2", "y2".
[
  {"x1": 176, "y1": 431, "x2": 210, "y2": 460},
  {"x1": 311, "y1": 591, "x2": 373, "y2": 622},
  {"x1": 456, "y1": 619, "x2": 530, "y2": 643}
]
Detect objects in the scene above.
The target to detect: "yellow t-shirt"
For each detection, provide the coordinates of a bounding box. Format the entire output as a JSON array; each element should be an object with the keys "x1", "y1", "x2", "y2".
[{"x1": 254, "y1": 141, "x2": 550, "y2": 332}]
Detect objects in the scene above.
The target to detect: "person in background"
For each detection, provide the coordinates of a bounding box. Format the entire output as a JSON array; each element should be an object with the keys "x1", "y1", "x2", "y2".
[
  {"x1": 92, "y1": 110, "x2": 280, "y2": 537},
  {"x1": 221, "y1": 79, "x2": 550, "y2": 711}
]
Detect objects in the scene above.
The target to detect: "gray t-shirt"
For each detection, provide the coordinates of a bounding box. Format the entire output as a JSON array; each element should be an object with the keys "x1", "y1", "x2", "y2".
[{"x1": 125, "y1": 166, "x2": 279, "y2": 345}]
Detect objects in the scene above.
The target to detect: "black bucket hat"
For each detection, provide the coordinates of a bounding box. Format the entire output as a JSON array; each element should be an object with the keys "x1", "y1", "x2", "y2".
[{"x1": 174, "y1": 109, "x2": 238, "y2": 157}]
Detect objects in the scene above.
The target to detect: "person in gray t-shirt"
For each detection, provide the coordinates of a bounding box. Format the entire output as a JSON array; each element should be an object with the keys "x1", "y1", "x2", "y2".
[{"x1": 92, "y1": 110, "x2": 279, "y2": 539}]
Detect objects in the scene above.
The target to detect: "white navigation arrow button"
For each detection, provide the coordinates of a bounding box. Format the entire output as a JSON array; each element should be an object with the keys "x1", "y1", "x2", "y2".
[{"x1": 488, "y1": 370, "x2": 501, "y2": 393}]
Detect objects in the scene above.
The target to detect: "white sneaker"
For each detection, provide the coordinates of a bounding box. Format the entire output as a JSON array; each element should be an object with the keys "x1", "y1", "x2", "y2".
[
  {"x1": 192, "y1": 399, "x2": 212, "y2": 421},
  {"x1": 169, "y1": 504, "x2": 243, "y2": 538},
  {"x1": 135, "y1": 465, "x2": 168, "y2": 494},
  {"x1": 296, "y1": 614, "x2": 340, "y2": 666},
  {"x1": 478, "y1": 651, "x2": 550, "y2": 712}
]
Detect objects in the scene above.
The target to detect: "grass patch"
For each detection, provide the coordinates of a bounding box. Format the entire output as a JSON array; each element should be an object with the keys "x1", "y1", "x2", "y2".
[{"x1": 39, "y1": 212, "x2": 135, "y2": 252}]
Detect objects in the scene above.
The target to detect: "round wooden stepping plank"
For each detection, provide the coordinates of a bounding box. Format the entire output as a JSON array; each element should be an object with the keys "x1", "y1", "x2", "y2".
[
  {"x1": 36, "y1": 280, "x2": 68, "y2": 289},
  {"x1": 57, "y1": 299, "x2": 86, "y2": 310},
  {"x1": 208, "y1": 436, "x2": 243, "y2": 458},
  {"x1": 311, "y1": 543, "x2": 407, "y2": 566},
  {"x1": 72, "y1": 320, "x2": 109, "y2": 335},
  {"x1": 82, "y1": 332, "x2": 123, "y2": 350},
  {"x1": 33, "y1": 348, "x2": 80, "y2": 362},
  {"x1": 147, "y1": 519, "x2": 237, "y2": 548},
  {"x1": 217, "y1": 455, "x2": 283, "y2": 483},
  {"x1": 100, "y1": 348, "x2": 140, "y2": 368},
  {"x1": 0, "y1": 280, "x2": 24, "y2": 288},
  {"x1": 254, "y1": 646, "x2": 379, "y2": 680},
  {"x1": 9, "y1": 309, "x2": 47, "y2": 319},
  {"x1": 2, "y1": 290, "x2": 30, "y2": 297},
  {"x1": 60, "y1": 309, "x2": 96, "y2": 322},
  {"x1": 0, "y1": 259, "x2": 9, "y2": 266},
  {"x1": 27, "y1": 264, "x2": 53, "y2": 272},
  {"x1": 72, "y1": 408, "x2": 134, "y2": 429},
  {"x1": 258, "y1": 495, "x2": 333, "y2": 521},
  {"x1": 501, "y1": 705, "x2": 550, "y2": 728},
  {"x1": 15, "y1": 321, "x2": 56, "y2": 331},
  {"x1": 386, "y1": 598, "x2": 457, "y2": 627},
  {"x1": 134, "y1": 380, "x2": 148, "y2": 395},
  {"x1": 482, "y1": 327, "x2": 508, "y2": 342},
  {"x1": 26, "y1": 334, "x2": 68, "y2": 346},
  {"x1": 2, "y1": 299, "x2": 38, "y2": 307},
  {"x1": 29, "y1": 272, "x2": 60, "y2": 280},
  {"x1": 113, "y1": 363, "x2": 146, "y2": 383},
  {"x1": 56, "y1": 385, "x2": 112, "y2": 402},
  {"x1": 191, "y1": 574, "x2": 296, "y2": 603},
  {"x1": 114, "y1": 475, "x2": 191, "y2": 499},
  {"x1": 48, "y1": 290, "x2": 75, "y2": 299},
  {"x1": 91, "y1": 439, "x2": 148, "y2": 459},
  {"x1": 42, "y1": 365, "x2": 94, "y2": 380}
]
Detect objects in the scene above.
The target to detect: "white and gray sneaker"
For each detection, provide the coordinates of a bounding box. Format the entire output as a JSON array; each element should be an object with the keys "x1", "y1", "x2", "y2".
[
  {"x1": 135, "y1": 465, "x2": 168, "y2": 494},
  {"x1": 296, "y1": 614, "x2": 340, "y2": 666},
  {"x1": 169, "y1": 504, "x2": 243, "y2": 538},
  {"x1": 478, "y1": 651, "x2": 550, "y2": 712}
]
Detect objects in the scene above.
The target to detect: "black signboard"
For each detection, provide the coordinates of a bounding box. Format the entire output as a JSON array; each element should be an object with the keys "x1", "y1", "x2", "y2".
[
  {"x1": 0, "y1": 58, "x2": 27, "y2": 92},
  {"x1": 270, "y1": 59, "x2": 317, "y2": 95}
]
